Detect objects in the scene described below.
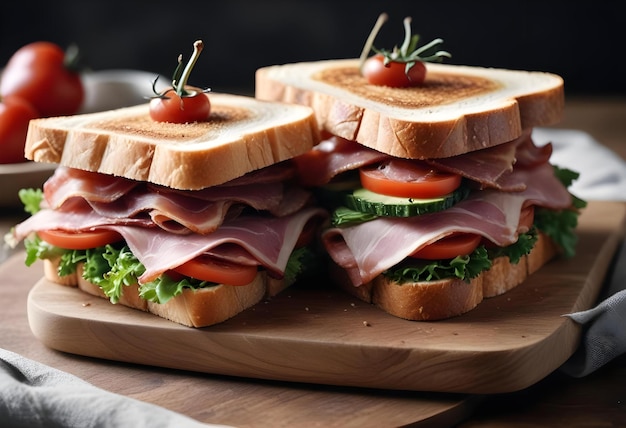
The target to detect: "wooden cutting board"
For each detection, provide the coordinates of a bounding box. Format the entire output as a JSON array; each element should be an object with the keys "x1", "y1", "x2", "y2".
[{"x1": 27, "y1": 201, "x2": 626, "y2": 394}]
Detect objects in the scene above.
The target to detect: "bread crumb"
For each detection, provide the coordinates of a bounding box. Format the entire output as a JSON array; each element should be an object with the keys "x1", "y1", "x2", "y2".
[
  {"x1": 350, "y1": 303, "x2": 356, "y2": 307},
  {"x1": 82, "y1": 302, "x2": 91, "y2": 307},
  {"x1": 363, "y1": 321, "x2": 371, "y2": 327}
]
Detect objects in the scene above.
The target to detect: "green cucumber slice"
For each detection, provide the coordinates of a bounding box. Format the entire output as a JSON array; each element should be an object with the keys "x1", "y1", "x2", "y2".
[{"x1": 345, "y1": 186, "x2": 469, "y2": 217}]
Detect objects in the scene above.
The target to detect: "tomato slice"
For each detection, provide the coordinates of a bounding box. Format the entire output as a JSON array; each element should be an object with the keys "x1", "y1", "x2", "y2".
[
  {"x1": 359, "y1": 160, "x2": 462, "y2": 199},
  {"x1": 409, "y1": 233, "x2": 482, "y2": 260},
  {"x1": 518, "y1": 205, "x2": 535, "y2": 232},
  {"x1": 173, "y1": 256, "x2": 258, "y2": 286},
  {"x1": 294, "y1": 218, "x2": 321, "y2": 249},
  {"x1": 38, "y1": 229, "x2": 123, "y2": 250}
]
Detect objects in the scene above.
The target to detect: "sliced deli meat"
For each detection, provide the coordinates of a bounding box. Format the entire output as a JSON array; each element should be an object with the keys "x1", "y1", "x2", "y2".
[
  {"x1": 14, "y1": 201, "x2": 326, "y2": 283},
  {"x1": 294, "y1": 132, "x2": 553, "y2": 192},
  {"x1": 41, "y1": 165, "x2": 312, "y2": 235}
]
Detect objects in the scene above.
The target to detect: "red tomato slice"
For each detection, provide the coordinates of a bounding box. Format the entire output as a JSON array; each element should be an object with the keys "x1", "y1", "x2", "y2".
[
  {"x1": 410, "y1": 233, "x2": 482, "y2": 260},
  {"x1": 518, "y1": 205, "x2": 535, "y2": 232},
  {"x1": 360, "y1": 160, "x2": 462, "y2": 199},
  {"x1": 173, "y1": 256, "x2": 258, "y2": 286},
  {"x1": 38, "y1": 229, "x2": 122, "y2": 250},
  {"x1": 294, "y1": 218, "x2": 321, "y2": 249}
]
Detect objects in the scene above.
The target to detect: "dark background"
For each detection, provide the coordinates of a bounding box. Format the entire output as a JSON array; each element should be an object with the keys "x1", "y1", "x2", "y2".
[{"x1": 1, "y1": 0, "x2": 624, "y2": 97}]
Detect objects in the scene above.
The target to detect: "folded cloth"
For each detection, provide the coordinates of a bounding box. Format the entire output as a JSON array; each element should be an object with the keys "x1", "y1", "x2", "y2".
[
  {"x1": 0, "y1": 348, "x2": 232, "y2": 428},
  {"x1": 533, "y1": 128, "x2": 626, "y2": 376},
  {"x1": 560, "y1": 238, "x2": 626, "y2": 377}
]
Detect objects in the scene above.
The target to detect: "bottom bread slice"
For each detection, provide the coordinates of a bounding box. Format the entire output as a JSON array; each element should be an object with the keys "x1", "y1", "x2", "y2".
[
  {"x1": 331, "y1": 233, "x2": 560, "y2": 321},
  {"x1": 41, "y1": 260, "x2": 281, "y2": 328}
]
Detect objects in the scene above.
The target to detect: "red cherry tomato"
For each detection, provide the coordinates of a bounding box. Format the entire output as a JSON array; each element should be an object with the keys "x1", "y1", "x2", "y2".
[
  {"x1": 0, "y1": 96, "x2": 39, "y2": 164},
  {"x1": 149, "y1": 88, "x2": 211, "y2": 123},
  {"x1": 362, "y1": 54, "x2": 427, "y2": 87},
  {"x1": 0, "y1": 41, "x2": 84, "y2": 117},
  {"x1": 410, "y1": 233, "x2": 482, "y2": 260},
  {"x1": 38, "y1": 229, "x2": 123, "y2": 250},
  {"x1": 173, "y1": 255, "x2": 258, "y2": 286},
  {"x1": 359, "y1": 160, "x2": 462, "y2": 199}
]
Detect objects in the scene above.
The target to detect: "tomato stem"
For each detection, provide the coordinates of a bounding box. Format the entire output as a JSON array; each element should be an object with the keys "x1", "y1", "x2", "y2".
[
  {"x1": 399, "y1": 17, "x2": 412, "y2": 56},
  {"x1": 359, "y1": 13, "x2": 451, "y2": 78},
  {"x1": 175, "y1": 40, "x2": 204, "y2": 97},
  {"x1": 359, "y1": 13, "x2": 388, "y2": 73}
]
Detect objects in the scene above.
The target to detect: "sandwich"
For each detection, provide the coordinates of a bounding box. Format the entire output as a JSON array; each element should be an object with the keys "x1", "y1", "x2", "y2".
[
  {"x1": 254, "y1": 15, "x2": 586, "y2": 321},
  {"x1": 6, "y1": 44, "x2": 327, "y2": 327}
]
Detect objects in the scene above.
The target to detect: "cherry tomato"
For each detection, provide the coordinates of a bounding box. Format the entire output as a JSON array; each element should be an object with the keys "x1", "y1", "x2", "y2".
[
  {"x1": 173, "y1": 255, "x2": 258, "y2": 286},
  {"x1": 149, "y1": 88, "x2": 211, "y2": 123},
  {"x1": 359, "y1": 160, "x2": 462, "y2": 199},
  {"x1": 0, "y1": 96, "x2": 39, "y2": 164},
  {"x1": 362, "y1": 54, "x2": 427, "y2": 87},
  {"x1": 38, "y1": 229, "x2": 123, "y2": 250},
  {"x1": 410, "y1": 233, "x2": 482, "y2": 260},
  {"x1": 0, "y1": 41, "x2": 84, "y2": 117}
]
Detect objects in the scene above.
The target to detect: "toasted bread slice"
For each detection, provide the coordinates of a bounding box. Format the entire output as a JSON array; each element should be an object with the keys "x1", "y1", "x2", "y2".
[
  {"x1": 255, "y1": 59, "x2": 564, "y2": 159},
  {"x1": 25, "y1": 93, "x2": 320, "y2": 190}
]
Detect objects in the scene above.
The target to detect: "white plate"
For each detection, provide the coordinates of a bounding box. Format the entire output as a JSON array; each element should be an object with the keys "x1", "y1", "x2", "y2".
[{"x1": 0, "y1": 69, "x2": 165, "y2": 208}]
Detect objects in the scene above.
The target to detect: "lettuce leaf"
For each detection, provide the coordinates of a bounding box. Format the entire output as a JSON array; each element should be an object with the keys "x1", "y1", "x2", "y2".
[
  {"x1": 534, "y1": 166, "x2": 587, "y2": 258},
  {"x1": 18, "y1": 188, "x2": 44, "y2": 215},
  {"x1": 385, "y1": 246, "x2": 492, "y2": 284}
]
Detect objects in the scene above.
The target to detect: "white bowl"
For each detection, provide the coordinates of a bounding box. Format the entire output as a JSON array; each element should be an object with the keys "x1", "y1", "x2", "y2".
[{"x1": 80, "y1": 69, "x2": 165, "y2": 113}]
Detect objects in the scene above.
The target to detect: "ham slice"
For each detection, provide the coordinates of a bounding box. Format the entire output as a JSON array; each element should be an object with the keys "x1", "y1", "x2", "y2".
[
  {"x1": 42, "y1": 164, "x2": 312, "y2": 235},
  {"x1": 294, "y1": 132, "x2": 551, "y2": 191},
  {"x1": 119, "y1": 207, "x2": 326, "y2": 283},
  {"x1": 44, "y1": 167, "x2": 138, "y2": 208},
  {"x1": 293, "y1": 136, "x2": 388, "y2": 187}
]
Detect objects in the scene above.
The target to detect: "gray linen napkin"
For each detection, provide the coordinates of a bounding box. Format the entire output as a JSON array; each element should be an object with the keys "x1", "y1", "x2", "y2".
[
  {"x1": 0, "y1": 348, "x2": 231, "y2": 428},
  {"x1": 560, "y1": 238, "x2": 626, "y2": 377},
  {"x1": 533, "y1": 128, "x2": 626, "y2": 377}
]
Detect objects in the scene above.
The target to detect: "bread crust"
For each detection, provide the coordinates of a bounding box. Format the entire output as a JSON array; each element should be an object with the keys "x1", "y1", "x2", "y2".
[
  {"x1": 147, "y1": 275, "x2": 266, "y2": 327},
  {"x1": 255, "y1": 59, "x2": 564, "y2": 159},
  {"x1": 331, "y1": 233, "x2": 558, "y2": 321},
  {"x1": 25, "y1": 93, "x2": 320, "y2": 190},
  {"x1": 41, "y1": 259, "x2": 284, "y2": 327}
]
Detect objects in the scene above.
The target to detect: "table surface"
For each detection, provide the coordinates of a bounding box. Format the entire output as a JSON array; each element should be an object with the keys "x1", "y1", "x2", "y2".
[{"x1": 1, "y1": 95, "x2": 625, "y2": 427}]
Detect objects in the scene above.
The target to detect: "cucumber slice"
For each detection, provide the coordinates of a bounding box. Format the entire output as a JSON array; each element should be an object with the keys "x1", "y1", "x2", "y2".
[{"x1": 345, "y1": 186, "x2": 469, "y2": 217}]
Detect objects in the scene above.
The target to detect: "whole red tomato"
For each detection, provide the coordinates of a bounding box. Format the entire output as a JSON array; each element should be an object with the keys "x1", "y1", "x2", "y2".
[
  {"x1": 0, "y1": 96, "x2": 39, "y2": 163},
  {"x1": 150, "y1": 40, "x2": 211, "y2": 124},
  {"x1": 0, "y1": 41, "x2": 84, "y2": 117},
  {"x1": 149, "y1": 88, "x2": 211, "y2": 123},
  {"x1": 362, "y1": 54, "x2": 427, "y2": 87}
]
